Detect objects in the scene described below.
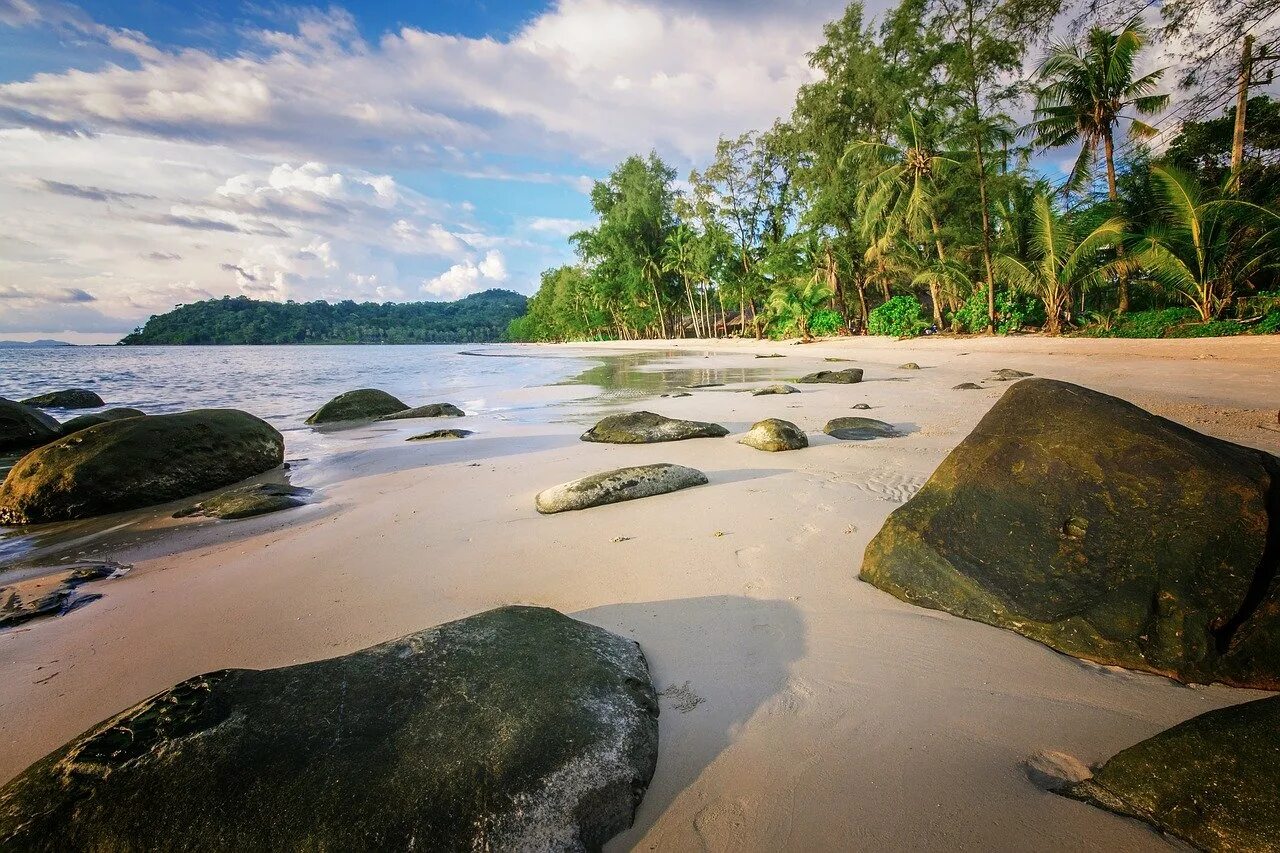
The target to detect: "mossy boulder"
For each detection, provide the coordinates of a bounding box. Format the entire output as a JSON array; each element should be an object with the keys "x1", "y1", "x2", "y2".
[
  {"x1": 0, "y1": 399, "x2": 61, "y2": 453},
  {"x1": 59, "y1": 407, "x2": 145, "y2": 436},
  {"x1": 174, "y1": 483, "x2": 308, "y2": 520},
  {"x1": 407, "y1": 428, "x2": 472, "y2": 441},
  {"x1": 1063, "y1": 695, "x2": 1280, "y2": 852},
  {"x1": 751, "y1": 384, "x2": 800, "y2": 396},
  {"x1": 378, "y1": 403, "x2": 465, "y2": 421},
  {"x1": 537, "y1": 463, "x2": 708, "y2": 513},
  {"x1": 824, "y1": 417, "x2": 901, "y2": 441},
  {"x1": 860, "y1": 379, "x2": 1280, "y2": 688},
  {"x1": 21, "y1": 388, "x2": 104, "y2": 409},
  {"x1": 305, "y1": 389, "x2": 407, "y2": 424},
  {"x1": 798, "y1": 368, "x2": 863, "y2": 384},
  {"x1": 0, "y1": 606, "x2": 659, "y2": 852},
  {"x1": 0, "y1": 409, "x2": 284, "y2": 524},
  {"x1": 739, "y1": 419, "x2": 808, "y2": 452},
  {"x1": 581, "y1": 411, "x2": 728, "y2": 444}
]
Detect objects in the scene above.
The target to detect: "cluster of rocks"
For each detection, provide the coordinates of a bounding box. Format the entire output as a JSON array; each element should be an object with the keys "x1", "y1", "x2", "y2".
[{"x1": 304, "y1": 389, "x2": 465, "y2": 425}]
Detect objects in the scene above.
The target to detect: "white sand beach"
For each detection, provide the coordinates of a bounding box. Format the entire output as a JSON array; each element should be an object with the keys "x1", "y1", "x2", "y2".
[{"x1": 3, "y1": 334, "x2": 1278, "y2": 851}]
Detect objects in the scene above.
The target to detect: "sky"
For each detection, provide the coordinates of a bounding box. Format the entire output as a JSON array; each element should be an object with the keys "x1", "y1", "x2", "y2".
[{"x1": 0, "y1": 0, "x2": 861, "y2": 342}]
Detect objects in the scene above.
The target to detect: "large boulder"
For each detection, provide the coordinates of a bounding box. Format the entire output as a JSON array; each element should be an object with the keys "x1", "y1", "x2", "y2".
[
  {"x1": 59, "y1": 407, "x2": 145, "y2": 436},
  {"x1": 824, "y1": 417, "x2": 901, "y2": 441},
  {"x1": 537, "y1": 463, "x2": 707, "y2": 513},
  {"x1": 739, "y1": 419, "x2": 808, "y2": 452},
  {"x1": 0, "y1": 399, "x2": 61, "y2": 453},
  {"x1": 305, "y1": 389, "x2": 407, "y2": 424},
  {"x1": 798, "y1": 368, "x2": 863, "y2": 384},
  {"x1": 0, "y1": 606, "x2": 659, "y2": 852},
  {"x1": 378, "y1": 402, "x2": 465, "y2": 420},
  {"x1": 860, "y1": 379, "x2": 1280, "y2": 688},
  {"x1": 1063, "y1": 695, "x2": 1280, "y2": 852},
  {"x1": 581, "y1": 411, "x2": 728, "y2": 444},
  {"x1": 21, "y1": 388, "x2": 104, "y2": 409},
  {"x1": 0, "y1": 409, "x2": 284, "y2": 524}
]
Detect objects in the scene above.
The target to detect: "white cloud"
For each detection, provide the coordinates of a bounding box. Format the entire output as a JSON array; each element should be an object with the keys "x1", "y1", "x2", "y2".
[
  {"x1": 526, "y1": 216, "x2": 591, "y2": 236},
  {"x1": 423, "y1": 249, "x2": 508, "y2": 299}
]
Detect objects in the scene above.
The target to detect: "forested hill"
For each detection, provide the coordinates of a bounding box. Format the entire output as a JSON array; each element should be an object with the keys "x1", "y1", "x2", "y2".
[{"x1": 119, "y1": 290, "x2": 528, "y2": 345}]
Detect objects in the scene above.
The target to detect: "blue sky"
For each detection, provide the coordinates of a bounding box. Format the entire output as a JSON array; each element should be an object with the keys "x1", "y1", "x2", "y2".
[{"x1": 0, "y1": 0, "x2": 849, "y2": 341}]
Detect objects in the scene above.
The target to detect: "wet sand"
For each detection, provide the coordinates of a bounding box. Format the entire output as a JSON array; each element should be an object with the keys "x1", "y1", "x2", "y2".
[{"x1": 2, "y1": 334, "x2": 1278, "y2": 850}]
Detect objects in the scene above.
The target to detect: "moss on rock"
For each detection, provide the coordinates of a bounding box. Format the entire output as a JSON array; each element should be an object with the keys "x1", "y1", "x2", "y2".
[
  {"x1": 378, "y1": 403, "x2": 465, "y2": 420},
  {"x1": 305, "y1": 389, "x2": 408, "y2": 424},
  {"x1": 824, "y1": 417, "x2": 901, "y2": 441},
  {"x1": 21, "y1": 389, "x2": 104, "y2": 409},
  {"x1": 798, "y1": 368, "x2": 864, "y2": 384},
  {"x1": 580, "y1": 411, "x2": 728, "y2": 444},
  {"x1": 739, "y1": 419, "x2": 808, "y2": 452},
  {"x1": 537, "y1": 463, "x2": 707, "y2": 513},
  {"x1": 173, "y1": 483, "x2": 308, "y2": 520},
  {"x1": 59, "y1": 408, "x2": 145, "y2": 436}
]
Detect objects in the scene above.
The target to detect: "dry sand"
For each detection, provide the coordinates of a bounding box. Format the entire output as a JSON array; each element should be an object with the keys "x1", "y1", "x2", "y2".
[{"x1": 2, "y1": 333, "x2": 1279, "y2": 851}]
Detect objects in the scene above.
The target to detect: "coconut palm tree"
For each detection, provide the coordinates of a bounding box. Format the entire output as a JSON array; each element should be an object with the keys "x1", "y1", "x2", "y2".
[
  {"x1": 995, "y1": 195, "x2": 1125, "y2": 334},
  {"x1": 762, "y1": 234, "x2": 836, "y2": 341},
  {"x1": 1132, "y1": 166, "x2": 1280, "y2": 322}
]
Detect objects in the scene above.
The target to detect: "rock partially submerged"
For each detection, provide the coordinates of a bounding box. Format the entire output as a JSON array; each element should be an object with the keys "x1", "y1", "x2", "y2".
[
  {"x1": 0, "y1": 409, "x2": 284, "y2": 524},
  {"x1": 824, "y1": 417, "x2": 901, "y2": 440},
  {"x1": 0, "y1": 606, "x2": 659, "y2": 851},
  {"x1": 992, "y1": 368, "x2": 1033, "y2": 381},
  {"x1": 739, "y1": 419, "x2": 808, "y2": 452},
  {"x1": 799, "y1": 368, "x2": 863, "y2": 384},
  {"x1": 581, "y1": 411, "x2": 728, "y2": 444},
  {"x1": 378, "y1": 403, "x2": 465, "y2": 421},
  {"x1": 59, "y1": 408, "x2": 145, "y2": 436},
  {"x1": 751, "y1": 384, "x2": 799, "y2": 396},
  {"x1": 860, "y1": 379, "x2": 1280, "y2": 688},
  {"x1": 0, "y1": 562, "x2": 125, "y2": 628},
  {"x1": 1063, "y1": 696, "x2": 1280, "y2": 852},
  {"x1": 174, "y1": 483, "x2": 309, "y2": 520},
  {"x1": 20, "y1": 389, "x2": 103, "y2": 409},
  {"x1": 305, "y1": 389, "x2": 407, "y2": 424},
  {"x1": 0, "y1": 398, "x2": 61, "y2": 453},
  {"x1": 407, "y1": 428, "x2": 472, "y2": 441},
  {"x1": 537, "y1": 463, "x2": 707, "y2": 513}
]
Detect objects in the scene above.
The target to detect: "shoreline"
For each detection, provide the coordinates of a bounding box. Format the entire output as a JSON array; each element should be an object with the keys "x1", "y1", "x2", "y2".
[{"x1": 2, "y1": 336, "x2": 1278, "y2": 849}]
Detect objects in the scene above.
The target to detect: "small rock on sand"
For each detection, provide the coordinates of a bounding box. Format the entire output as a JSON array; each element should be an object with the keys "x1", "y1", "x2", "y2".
[
  {"x1": 581, "y1": 412, "x2": 728, "y2": 444},
  {"x1": 823, "y1": 417, "x2": 901, "y2": 440},
  {"x1": 799, "y1": 368, "x2": 863, "y2": 384},
  {"x1": 739, "y1": 418, "x2": 808, "y2": 452},
  {"x1": 751, "y1": 384, "x2": 799, "y2": 396},
  {"x1": 898, "y1": 362, "x2": 921, "y2": 370},
  {"x1": 407, "y1": 428, "x2": 472, "y2": 441},
  {"x1": 536, "y1": 463, "x2": 707, "y2": 513},
  {"x1": 953, "y1": 382, "x2": 985, "y2": 390},
  {"x1": 992, "y1": 369, "x2": 1033, "y2": 381}
]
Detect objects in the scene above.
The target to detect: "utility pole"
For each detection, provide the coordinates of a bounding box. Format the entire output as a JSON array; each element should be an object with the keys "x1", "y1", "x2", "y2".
[{"x1": 1230, "y1": 34, "x2": 1254, "y2": 191}]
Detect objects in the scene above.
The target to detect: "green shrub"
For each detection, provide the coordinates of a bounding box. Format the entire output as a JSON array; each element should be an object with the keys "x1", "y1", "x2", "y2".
[
  {"x1": 868, "y1": 295, "x2": 927, "y2": 336},
  {"x1": 809, "y1": 308, "x2": 844, "y2": 336},
  {"x1": 1258, "y1": 310, "x2": 1280, "y2": 334}
]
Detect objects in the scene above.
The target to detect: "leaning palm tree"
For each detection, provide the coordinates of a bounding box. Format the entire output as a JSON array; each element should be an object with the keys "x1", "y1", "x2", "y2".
[
  {"x1": 995, "y1": 195, "x2": 1125, "y2": 334},
  {"x1": 1131, "y1": 166, "x2": 1280, "y2": 322}
]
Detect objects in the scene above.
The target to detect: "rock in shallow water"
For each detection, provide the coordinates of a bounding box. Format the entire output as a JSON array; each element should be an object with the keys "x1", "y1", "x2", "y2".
[
  {"x1": 799, "y1": 368, "x2": 863, "y2": 384},
  {"x1": 173, "y1": 482, "x2": 309, "y2": 520},
  {"x1": 0, "y1": 398, "x2": 61, "y2": 453},
  {"x1": 305, "y1": 389, "x2": 407, "y2": 424},
  {"x1": 1063, "y1": 695, "x2": 1280, "y2": 852},
  {"x1": 378, "y1": 402, "x2": 465, "y2": 420},
  {"x1": 824, "y1": 417, "x2": 901, "y2": 440},
  {"x1": 20, "y1": 388, "x2": 104, "y2": 409},
  {"x1": 739, "y1": 419, "x2": 808, "y2": 452},
  {"x1": 0, "y1": 409, "x2": 284, "y2": 524},
  {"x1": 407, "y1": 428, "x2": 472, "y2": 441},
  {"x1": 0, "y1": 605, "x2": 659, "y2": 852},
  {"x1": 860, "y1": 378, "x2": 1280, "y2": 688},
  {"x1": 537, "y1": 463, "x2": 707, "y2": 513},
  {"x1": 59, "y1": 407, "x2": 145, "y2": 436},
  {"x1": 580, "y1": 411, "x2": 728, "y2": 444}
]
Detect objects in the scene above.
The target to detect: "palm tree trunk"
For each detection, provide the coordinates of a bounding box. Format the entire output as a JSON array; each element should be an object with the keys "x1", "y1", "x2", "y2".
[
  {"x1": 928, "y1": 216, "x2": 947, "y2": 327},
  {"x1": 1104, "y1": 130, "x2": 1129, "y2": 313}
]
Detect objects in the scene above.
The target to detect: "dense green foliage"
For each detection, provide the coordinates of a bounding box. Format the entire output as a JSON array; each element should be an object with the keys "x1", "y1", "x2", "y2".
[
  {"x1": 511, "y1": 3, "x2": 1280, "y2": 342},
  {"x1": 120, "y1": 290, "x2": 527, "y2": 345}
]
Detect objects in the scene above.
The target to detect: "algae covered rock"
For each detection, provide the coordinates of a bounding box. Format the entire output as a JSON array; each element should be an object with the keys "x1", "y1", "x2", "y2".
[
  {"x1": 860, "y1": 379, "x2": 1280, "y2": 688},
  {"x1": 739, "y1": 419, "x2": 808, "y2": 452},
  {"x1": 537, "y1": 463, "x2": 707, "y2": 513},
  {"x1": 407, "y1": 428, "x2": 472, "y2": 441},
  {"x1": 824, "y1": 417, "x2": 901, "y2": 441},
  {"x1": 378, "y1": 402, "x2": 465, "y2": 421},
  {"x1": 992, "y1": 368, "x2": 1033, "y2": 381},
  {"x1": 0, "y1": 398, "x2": 61, "y2": 453},
  {"x1": 59, "y1": 407, "x2": 145, "y2": 436},
  {"x1": 174, "y1": 483, "x2": 308, "y2": 520},
  {"x1": 21, "y1": 388, "x2": 103, "y2": 409},
  {"x1": 581, "y1": 411, "x2": 728, "y2": 444},
  {"x1": 0, "y1": 409, "x2": 284, "y2": 524},
  {"x1": 798, "y1": 368, "x2": 863, "y2": 384},
  {"x1": 1064, "y1": 695, "x2": 1280, "y2": 852},
  {"x1": 305, "y1": 389, "x2": 407, "y2": 424},
  {"x1": 0, "y1": 606, "x2": 659, "y2": 852},
  {"x1": 751, "y1": 384, "x2": 799, "y2": 396}
]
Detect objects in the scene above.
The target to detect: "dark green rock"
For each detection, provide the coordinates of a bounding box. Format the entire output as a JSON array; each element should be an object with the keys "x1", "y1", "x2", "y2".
[
  {"x1": 407, "y1": 428, "x2": 472, "y2": 441},
  {"x1": 378, "y1": 403, "x2": 465, "y2": 421},
  {"x1": 0, "y1": 606, "x2": 659, "y2": 852},
  {"x1": 992, "y1": 368, "x2": 1033, "y2": 381},
  {"x1": 952, "y1": 382, "x2": 984, "y2": 390},
  {"x1": 581, "y1": 411, "x2": 728, "y2": 444},
  {"x1": 0, "y1": 409, "x2": 284, "y2": 524},
  {"x1": 173, "y1": 483, "x2": 309, "y2": 520},
  {"x1": 824, "y1": 417, "x2": 901, "y2": 441},
  {"x1": 798, "y1": 368, "x2": 863, "y2": 384},
  {"x1": 0, "y1": 398, "x2": 60, "y2": 453},
  {"x1": 305, "y1": 389, "x2": 408, "y2": 424},
  {"x1": 59, "y1": 407, "x2": 145, "y2": 436},
  {"x1": 860, "y1": 379, "x2": 1280, "y2": 688},
  {"x1": 739, "y1": 419, "x2": 808, "y2": 452},
  {"x1": 21, "y1": 388, "x2": 104, "y2": 409},
  {"x1": 1064, "y1": 695, "x2": 1280, "y2": 852}
]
